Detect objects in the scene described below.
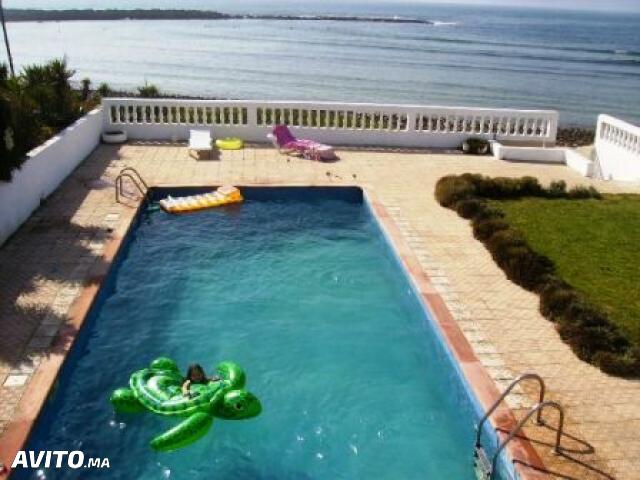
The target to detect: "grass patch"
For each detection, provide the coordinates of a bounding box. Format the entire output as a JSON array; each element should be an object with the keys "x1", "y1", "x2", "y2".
[
  {"x1": 494, "y1": 195, "x2": 640, "y2": 346},
  {"x1": 435, "y1": 174, "x2": 639, "y2": 377}
]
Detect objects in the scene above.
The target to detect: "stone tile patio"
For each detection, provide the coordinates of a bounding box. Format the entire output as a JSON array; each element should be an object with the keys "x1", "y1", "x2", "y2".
[{"x1": 1, "y1": 142, "x2": 639, "y2": 479}]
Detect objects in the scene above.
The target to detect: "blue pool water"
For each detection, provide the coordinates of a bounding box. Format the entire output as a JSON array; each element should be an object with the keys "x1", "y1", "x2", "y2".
[{"x1": 18, "y1": 187, "x2": 503, "y2": 479}]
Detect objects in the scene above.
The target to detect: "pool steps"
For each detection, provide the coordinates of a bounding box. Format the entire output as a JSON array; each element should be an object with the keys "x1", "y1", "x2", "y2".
[{"x1": 474, "y1": 372, "x2": 567, "y2": 479}]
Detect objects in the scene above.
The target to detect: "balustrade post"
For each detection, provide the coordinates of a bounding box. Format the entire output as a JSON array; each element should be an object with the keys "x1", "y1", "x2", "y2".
[
  {"x1": 405, "y1": 112, "x2": 416, "y2": 132},
  {"x1": 246, "y1": 105, "x2": 258, "y2": 128}
]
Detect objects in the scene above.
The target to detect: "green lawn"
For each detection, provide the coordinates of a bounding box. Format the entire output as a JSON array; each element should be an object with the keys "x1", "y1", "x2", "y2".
[{"x1": 493, "y1": 195, "x2": 640, "y2": 347}]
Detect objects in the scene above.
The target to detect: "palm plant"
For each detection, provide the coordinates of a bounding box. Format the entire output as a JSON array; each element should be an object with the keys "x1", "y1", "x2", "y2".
[
  {"x1": 80, "y1": 77, "x2": 91, "y2": 101},
  {"x1": 137, "y1": 82, "x2": 160, "y2": 98},
  {"x1": 0, "y1": 57, "x2": 164, "y2": 181},
  {"x1": 48, "y1": 58, "x2": 76, "y2": 125},
  {"x1": 1, "y1": 58, "x2": 81, "y2": 181},
  {"x1": 96, "y1": 82, "x2": 111, "y2": 98},
  {"x1": 0, "y1": 71, "x2": 43, "y2": 180}
]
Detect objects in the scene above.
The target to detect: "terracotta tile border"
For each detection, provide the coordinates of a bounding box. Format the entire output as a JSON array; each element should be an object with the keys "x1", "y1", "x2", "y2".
[
  {"x1": 363, "y1": 188, "x2": 548, "y2": 480},
  {"x1": 0, "y1": 184, "x2": 546, "y2": 479}
]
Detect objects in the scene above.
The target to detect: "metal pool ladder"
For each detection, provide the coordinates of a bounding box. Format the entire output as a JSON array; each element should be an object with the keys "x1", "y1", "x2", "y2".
[
  {"x1": 473, "y1": 372, "x2": 565, "y2": 480},
  {"x1": 115, "y1": 167, "x2": 150, "y2": 203}
]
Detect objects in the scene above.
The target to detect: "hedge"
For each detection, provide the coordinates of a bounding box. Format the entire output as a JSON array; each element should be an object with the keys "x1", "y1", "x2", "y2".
[{"x1": 435, "y1": 174, "x2": 639, "y2": 377}]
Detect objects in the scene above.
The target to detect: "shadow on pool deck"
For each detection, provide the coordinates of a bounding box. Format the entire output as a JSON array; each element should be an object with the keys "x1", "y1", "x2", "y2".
[
  {"x1": 499, "y1": 417, "x2": 615, "y2": 480},
  {"x1": 0, "y1": 154, "x2": 116, "y2": 372}
]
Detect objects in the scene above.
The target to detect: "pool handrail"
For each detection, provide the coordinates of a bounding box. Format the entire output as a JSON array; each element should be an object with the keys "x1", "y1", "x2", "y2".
[
  {"x1": 475, "y1": 372, "x2": 546, "y2": 450},
  {"x1": 115, "y1": 167, "x2": 150, "y2": 203},
  {"x1": 490, "y1": 400, "x2": 565, "y2": 479}
]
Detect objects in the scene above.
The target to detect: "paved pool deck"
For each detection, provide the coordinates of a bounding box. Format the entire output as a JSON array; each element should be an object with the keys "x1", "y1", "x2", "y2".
[{"x1": 0, "y1": 143, "x2": 639, "y2": 479}]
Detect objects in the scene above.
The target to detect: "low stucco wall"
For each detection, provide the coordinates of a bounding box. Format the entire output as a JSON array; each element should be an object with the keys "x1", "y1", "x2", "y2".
[
  {"x1": 0, "y1": 108, "x2": 103, "y2": 245},
  {"x1": 102, "y1": 98, "x2": 559, "y2": 148},
  {"x1": 492, "y1": 142, "x2": 566, "y2": 163},
  {"x1": 491, "y1": 141, "x2": 594, "y2": 177},
  {"x1": 595, "y1": 114, "x2": 640, "y2": 181}
]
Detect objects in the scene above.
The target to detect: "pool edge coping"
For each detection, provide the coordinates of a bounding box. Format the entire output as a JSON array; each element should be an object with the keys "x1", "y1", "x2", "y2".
[{"x1": 0, "y1": 185, "x2": 547, "y2": 479}]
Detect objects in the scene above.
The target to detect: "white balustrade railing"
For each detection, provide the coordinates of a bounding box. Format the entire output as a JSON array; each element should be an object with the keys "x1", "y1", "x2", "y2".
[
  {"x1": 595, "y1": 114, "x2": 640, "y2": 181},
  {"x1": 102, "y1": 98, "x2": 558, "y2": 148}
]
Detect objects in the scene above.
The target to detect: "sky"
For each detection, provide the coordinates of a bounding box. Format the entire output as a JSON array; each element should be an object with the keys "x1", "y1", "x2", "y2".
[
  {"x1": 3, "y1": 0, "x2": 640, "y2": 12},
  {"x1": 338, "y1": 0, "x2": 640, "y2": 12},
  {"x1": 420, "y1": 0, "x2": 640, "y2": 11}
]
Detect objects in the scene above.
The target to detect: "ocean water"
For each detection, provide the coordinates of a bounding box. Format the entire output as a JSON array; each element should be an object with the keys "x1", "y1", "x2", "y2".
[
  {"x1": 16, "y1": 188, "x2": 498, "y2": 480},
  {"x1": 3, "y1": 1, "x2": 640, "y2": 125}
]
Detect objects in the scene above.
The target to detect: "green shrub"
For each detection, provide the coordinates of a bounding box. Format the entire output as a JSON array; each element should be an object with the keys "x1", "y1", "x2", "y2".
[
  {"x1": 434, "y1": 175, "x2": 474, "y2": 207},
  {"x1": 558, "y1": 321, "x2": 629, "y2": 362},
  {"x1": 444, "y1": 175, "x2": 600, "y2": 201},
  {"x1": 459, "y1": 173, "x2": 484, "y2": 184},
  {"x1": 560, "y1": 301, "x2": 611, "y2": 329},
  {"x1": 547, "y1": 180, "x2": 567, "y2": 198},
  {"x1": 593, "y1": 350, "x2": 640, "y2": 377},
  {"x1": 553, "y1": 296, "x2": 633, "y2": 366},
  {"x1": 472, "y1": 204, "x2": 504, "y2": 220},
  {"x1": 472, "y1": 217, "x2": 509, "y2": 241},
  {"x1": 539, "y1": 281, "x2": 581, "y2": 319},
  {"x1": 475, "y1": 176, "x2": 529, "y2": 199},
  {"x1": 96, "y1": 82, "x2": 111, "y2": 98},
  {"x1": 137, "y1": 82, "x2": 160, "y2": 98},
  {"x1": 486, "y1": 229, "x2": 526, "y2": 252},
  {"x1": 567, "y1": 185, "x2": 602, "y2": 199},
  {"x1": 519, "y1": 176, "x2": 544, "y2": 196},
  {"x1": 454, "y1": 198, "x2": 485, "y2": 219},
  {"x1": 494, "y1": 245, "x2": 554, "y2": 290},
  {"x1": 587, "y1": 186, "x2": 602, "y2": 199}
]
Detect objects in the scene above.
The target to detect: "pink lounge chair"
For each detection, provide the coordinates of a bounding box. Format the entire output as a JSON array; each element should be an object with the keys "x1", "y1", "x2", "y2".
[{"x1": 267, "y1": 125, "x2": 336, "y2": 161}]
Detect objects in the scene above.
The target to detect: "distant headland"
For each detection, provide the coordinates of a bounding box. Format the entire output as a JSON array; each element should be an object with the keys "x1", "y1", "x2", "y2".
[{"x1": 3, "y1": 9, "x2": 434, "y2": 25}]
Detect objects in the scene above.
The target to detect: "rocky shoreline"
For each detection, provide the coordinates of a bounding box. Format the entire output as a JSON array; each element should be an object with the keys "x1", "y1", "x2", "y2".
[
  {"x1": 556, "y1": 127, "x2": 595, "y2": 147},
  {"x1": 4, "y1": 9, "x2": 432, "y2": 25}
]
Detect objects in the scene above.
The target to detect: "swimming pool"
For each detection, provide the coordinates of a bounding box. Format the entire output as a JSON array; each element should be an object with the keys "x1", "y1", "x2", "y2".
[{"x1": 16, "y1": 187, "x2": 511, "y2": 479}]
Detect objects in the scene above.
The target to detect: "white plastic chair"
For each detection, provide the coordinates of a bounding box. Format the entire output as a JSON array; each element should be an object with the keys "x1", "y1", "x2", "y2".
[{"x1": 189, "y1": 129, "x2": 213, "y2": 159}]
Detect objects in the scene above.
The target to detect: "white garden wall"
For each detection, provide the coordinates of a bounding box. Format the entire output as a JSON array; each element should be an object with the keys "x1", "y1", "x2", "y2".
[
  {"x1": 102, "y1": 99, "x2": 558, "y2": 148},
  {"x1": 595, "y1": 114, "x2": 640, "y2": 181},
  {"x1": 0, "y1": 108, "x2": 103, "y2": 245},
  {"x1": 491, "y1": 142, "x2": 566, "y2": 163},
  {"x1": 565, "y1": 149, "x2": 594, "y2": 177},
  {"x1": 491, "y1": 141, "x2": 594, "y2": 177}
]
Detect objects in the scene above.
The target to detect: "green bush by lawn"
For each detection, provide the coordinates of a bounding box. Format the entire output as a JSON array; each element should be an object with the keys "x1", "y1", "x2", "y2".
[{"x1": 435, "y1": 174, "x2": 640, "y2": 377}]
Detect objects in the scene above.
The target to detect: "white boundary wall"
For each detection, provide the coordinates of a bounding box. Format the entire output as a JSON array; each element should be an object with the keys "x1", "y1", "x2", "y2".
[
  {"x1": 491, "y1": 142, "x2": 566, "y2": 163},
  {"x1": 595, "y1": 114, "x2": 640, "y2": 181},
  {"x1": 102, "y1": 98, "x2": 558, "y2": 148},
  {"x1": 0, "y1": 108, "x2": 103, "y2": 245},
  {"x1": 565, "y1": 149, "x2": 594, "y2": 177},
  {"x1": 491, "y1": 141, "x2": 594, "y2": 177}
]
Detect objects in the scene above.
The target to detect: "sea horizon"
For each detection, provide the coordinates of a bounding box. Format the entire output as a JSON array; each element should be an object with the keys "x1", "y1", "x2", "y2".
[{"x1": 3, "y1": 1, "x2": 640, "y2": 126}]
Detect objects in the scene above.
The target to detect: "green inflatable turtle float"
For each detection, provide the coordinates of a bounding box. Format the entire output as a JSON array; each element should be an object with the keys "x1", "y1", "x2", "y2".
[{"x1": 109, "y1": 357, "x2": 261, "y2": 452}]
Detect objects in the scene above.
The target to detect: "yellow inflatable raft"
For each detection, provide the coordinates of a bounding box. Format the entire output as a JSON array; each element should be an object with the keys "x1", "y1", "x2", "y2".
[
  {"x1": 159, "y1": 186, "x2": 243, "y2": 214},
  {"x1": 215, "y1": 137, "x2": 244, "y2": 150}
]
